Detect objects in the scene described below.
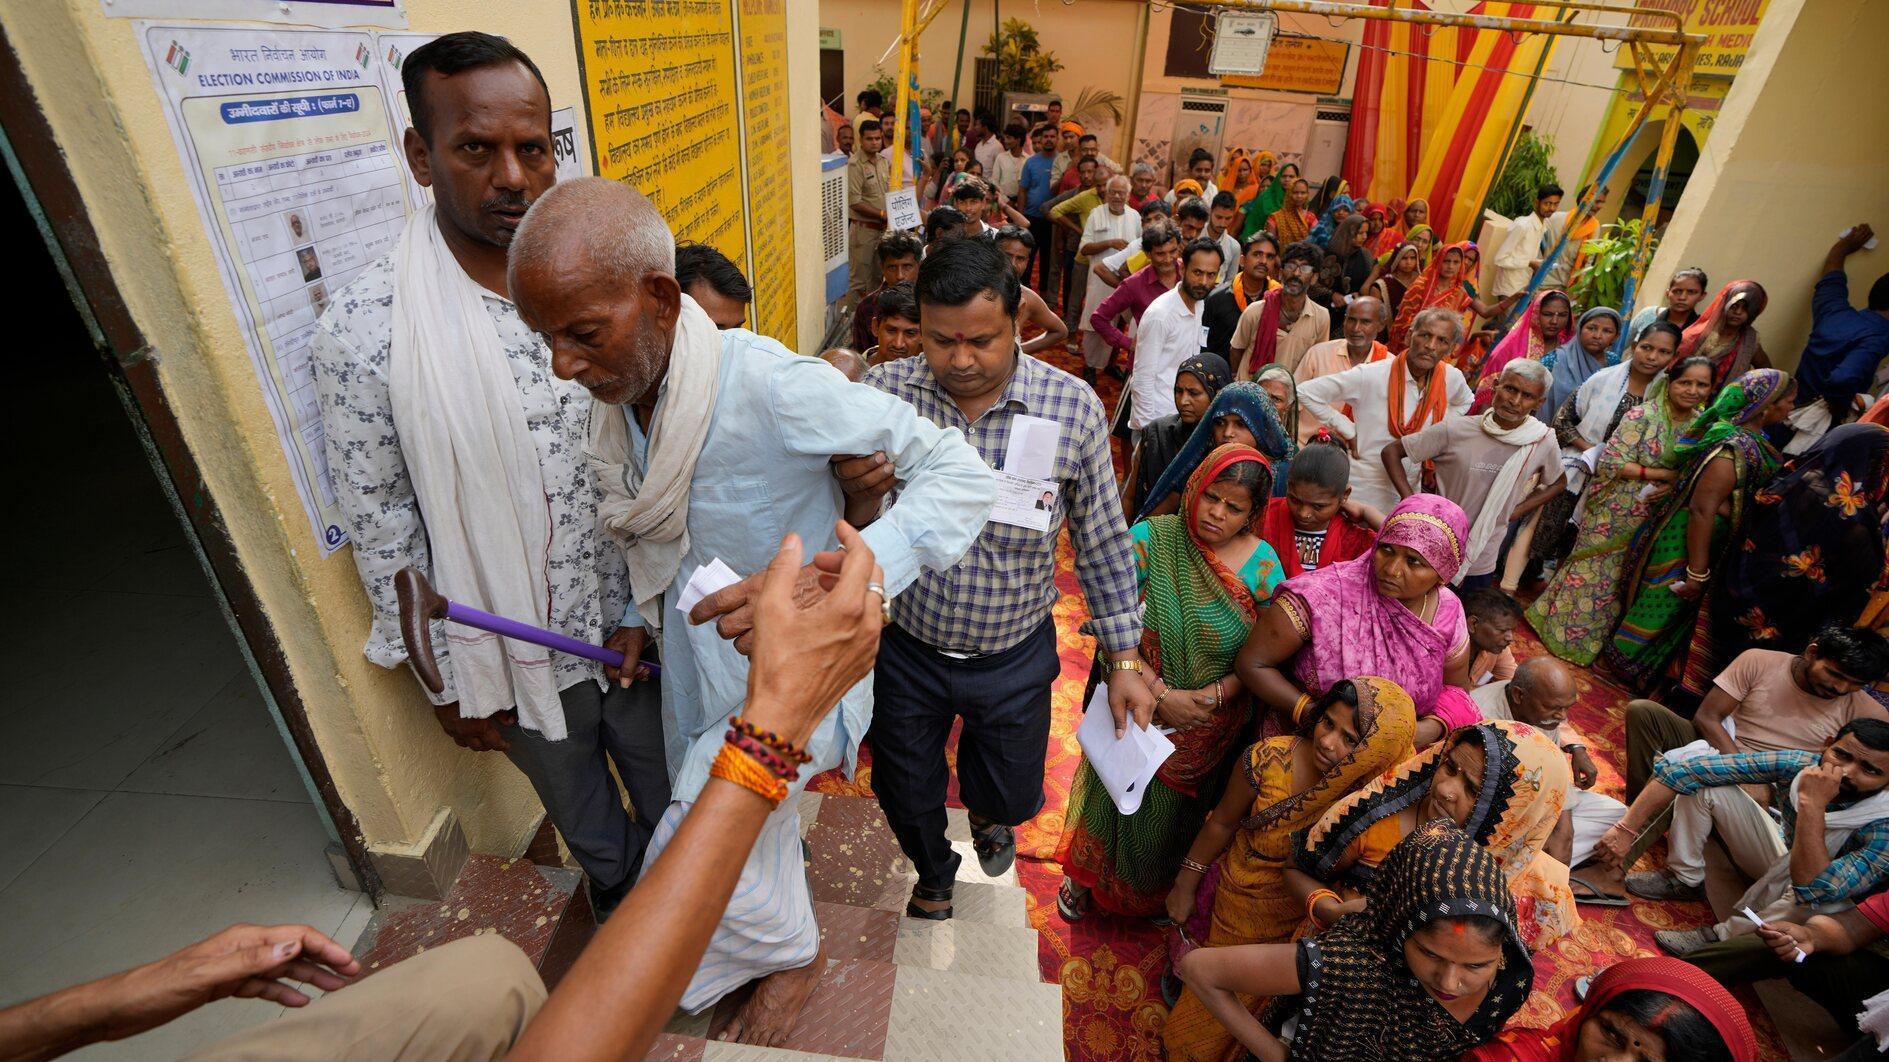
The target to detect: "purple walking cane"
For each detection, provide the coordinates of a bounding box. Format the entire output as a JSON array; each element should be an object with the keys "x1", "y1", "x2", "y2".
[{"x1": 395, "y1": 566, "x2": 658, "y2": 694}]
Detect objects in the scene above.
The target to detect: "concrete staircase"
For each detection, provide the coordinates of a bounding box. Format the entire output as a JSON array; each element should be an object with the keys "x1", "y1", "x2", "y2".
[{"x1": 646, "y1": 790, "x2": 1063, "y2": 1061}]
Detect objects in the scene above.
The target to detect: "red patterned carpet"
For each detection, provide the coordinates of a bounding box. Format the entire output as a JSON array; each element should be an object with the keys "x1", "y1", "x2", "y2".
[{"x1": 811, "y1": 341, "x2": 1787, "y2": 1059}]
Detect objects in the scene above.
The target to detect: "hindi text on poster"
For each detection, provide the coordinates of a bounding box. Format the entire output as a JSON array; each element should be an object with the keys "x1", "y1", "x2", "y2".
[
  {"x1": 574, "y1": 0, "x2": 748, "y2": 271},
  {"x1": 1219, "y1": 35, "x2": 1348, "y2": 96},
  {"x1": 737, "y1": 0, "x2": 797, "y2": 345}
]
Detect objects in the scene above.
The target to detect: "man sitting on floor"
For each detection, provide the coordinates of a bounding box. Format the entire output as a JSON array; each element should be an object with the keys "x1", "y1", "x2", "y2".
[
  {"x1": 1463, "y1": 587, "x2": 1523, "y2": 687},
  {"x1": 1596, "y1": 719, "x2": 1889, "y2": 958},
  {"x1": 1617, "y1": 627, "x2": 1889, "y2": 869},
  {"x1": 1702, "y1": 881, "x2": 1889, "y2": 1050},
  {"x1": 1472, "y1": 655, "x2": 1619, "y2": 870}
]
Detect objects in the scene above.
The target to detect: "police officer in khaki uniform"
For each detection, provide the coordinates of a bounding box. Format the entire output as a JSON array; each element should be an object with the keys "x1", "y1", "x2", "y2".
[{"x1": 845, "y1": 118, "x2": 890, "y2": 309}]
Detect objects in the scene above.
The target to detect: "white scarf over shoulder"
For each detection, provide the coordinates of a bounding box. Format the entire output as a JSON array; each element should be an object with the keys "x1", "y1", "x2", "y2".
[
  {"x1": 388, "y1": 206, "x2": 565, "y2": 737},
  {"x1": 1459, "y1": 411, "x2": 1551, "y2": 585},
  {"x1": 588, "y1": 295, "x2": 723, "y2": 631}
]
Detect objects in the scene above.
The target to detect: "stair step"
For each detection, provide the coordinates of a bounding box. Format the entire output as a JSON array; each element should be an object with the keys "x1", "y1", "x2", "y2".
[
  {"x1": 647, "y1": 1034, "x2": 873, "y2": 1060},
  {"x1": 352, "y1": 854, "x2": 594, "y2": 990},
  {"x1": 894, "y1": 918, "x2": 1043, "y2": 982},
  {"x1": 884, "y1": 965, "x2": 1063, "y2": 1061},
  {"x1": 801, "y1": 794, "x2": 1029, "y2": 928},
  {"x1": 653, "y1": 961, "x2": 1060, "y2": 1061}
]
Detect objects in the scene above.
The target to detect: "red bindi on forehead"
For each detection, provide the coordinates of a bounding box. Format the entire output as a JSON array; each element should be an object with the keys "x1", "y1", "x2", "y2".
[{"x1": 1450, "y1": 921, "x2": 1468, "y2": 936}]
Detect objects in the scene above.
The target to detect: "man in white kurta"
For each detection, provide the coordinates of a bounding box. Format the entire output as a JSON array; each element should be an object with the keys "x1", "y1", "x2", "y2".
[{"x1": 1297, "y1": 307, "x2": 1473, "y2": 511}]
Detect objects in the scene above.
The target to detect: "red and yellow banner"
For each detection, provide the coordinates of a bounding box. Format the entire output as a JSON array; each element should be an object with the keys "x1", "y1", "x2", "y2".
[{"x1": 1342, "y1": 1, "x2": 1556, "y2": 241}]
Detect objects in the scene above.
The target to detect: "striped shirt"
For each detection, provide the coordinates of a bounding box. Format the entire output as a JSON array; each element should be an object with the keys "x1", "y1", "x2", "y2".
[
  {"x1": 863, "y1": 352, "x2": 1140, "y2": 656},
  {"x1": 1654, "y1": 748, "x2": 1889, "y2": 905}
]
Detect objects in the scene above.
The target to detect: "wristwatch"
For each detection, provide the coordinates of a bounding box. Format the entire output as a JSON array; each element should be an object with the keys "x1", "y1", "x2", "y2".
[{"x1": 1108, "y1": 659, "x2": 1144, "y2": 674}]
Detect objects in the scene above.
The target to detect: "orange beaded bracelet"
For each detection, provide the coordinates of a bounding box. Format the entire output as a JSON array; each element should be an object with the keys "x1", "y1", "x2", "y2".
[{"x1": 710, "y1": 742, "x2": 789, "y2": 807}]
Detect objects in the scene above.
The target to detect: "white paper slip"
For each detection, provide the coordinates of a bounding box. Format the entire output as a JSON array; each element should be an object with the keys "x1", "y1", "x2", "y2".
[
  {"x1": 676, "y1": 557, "x2": 743, "y2": 615},
  {"x1": 1842, "y1": 227, "x2": 1881, "y2": 252},
  {"x1": 886, "y1": 186, "x2": 923, "y2": 232},
  {"x1": 1004, "y1": 413, "x2": 1062, "y2": 481},
  {"x1": 990, "y1": 470, "x2": 1056, "y2": 531},
  {"x1": 1075, "y1": 682, "x2": 1175, "y2": 815}
]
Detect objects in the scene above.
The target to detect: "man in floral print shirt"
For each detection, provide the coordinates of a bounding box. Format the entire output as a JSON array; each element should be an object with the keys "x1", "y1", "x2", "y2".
[{"x1": 310, "y1": 33, "x2": 666, "y2": 917}]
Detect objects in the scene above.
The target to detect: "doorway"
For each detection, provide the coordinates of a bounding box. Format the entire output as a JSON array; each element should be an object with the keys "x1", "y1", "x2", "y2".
[{"x1": 0, "y1": 143, "x2": 367, "y2": 1056}]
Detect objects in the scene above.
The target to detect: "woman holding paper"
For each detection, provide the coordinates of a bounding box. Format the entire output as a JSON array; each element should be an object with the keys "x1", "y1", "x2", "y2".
[
  {"x1": 1160, "y1": 677, "x2": 1417, "y2": 1061},
  {"x1": 1055, "y1": 444, "x2": 1285, "y2": 921}
]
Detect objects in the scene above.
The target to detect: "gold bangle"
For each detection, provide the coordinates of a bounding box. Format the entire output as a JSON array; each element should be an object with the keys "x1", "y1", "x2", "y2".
[
  {"x1": 1292, "y1": 693, "x2": 1313, "y2": 720},
  {"x1": 710, "y1": 742, "x2": 788, "y2": 807},
  {"x1": 1109, "y1": 659, "x2": 1144, "y2": 674}
]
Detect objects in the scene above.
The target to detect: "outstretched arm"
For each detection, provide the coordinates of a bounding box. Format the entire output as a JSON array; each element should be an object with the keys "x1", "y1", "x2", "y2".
[
  {"x1": 513, "y1": 527, "x2": 886, "y2": 1062},
  {"x1": 0, "y1": 925, "x2": 360, "y2": 1061}
]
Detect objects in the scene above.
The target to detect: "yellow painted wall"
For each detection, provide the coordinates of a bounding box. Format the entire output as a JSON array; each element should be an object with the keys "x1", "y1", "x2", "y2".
[
  {"x1": 818, "y1": 0, "x2": 1148, "y2": 156},
  {"x1": 4, "y1": 0, "x2": 827, "y2": 859},
  {"x1": 1641, "y1": 0, "x2": 1889, "y2": 367}
]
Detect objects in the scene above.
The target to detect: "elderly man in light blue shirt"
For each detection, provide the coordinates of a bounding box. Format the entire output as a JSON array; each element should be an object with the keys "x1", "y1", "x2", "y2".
[{"x1": 509, "y1": 178, "x2": 994, "y2": 1045}]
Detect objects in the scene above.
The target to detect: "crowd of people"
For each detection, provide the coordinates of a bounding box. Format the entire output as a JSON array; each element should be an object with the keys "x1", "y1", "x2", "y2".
[
  {"x1": 834, "y1": 82, "x2": 1889, "y2": 1061},
  {"x1": 9, "y1": 34, "x2": 1889, "y2": 1062}
]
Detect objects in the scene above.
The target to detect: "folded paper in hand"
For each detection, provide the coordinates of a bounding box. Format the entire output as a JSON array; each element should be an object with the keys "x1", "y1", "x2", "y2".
[
  {"x1": 1075, "y1": 682, "x2": 1175, "y2": 815},
  {"x1": 676, "y1": 557, "x2": 742, "y2": 616}
]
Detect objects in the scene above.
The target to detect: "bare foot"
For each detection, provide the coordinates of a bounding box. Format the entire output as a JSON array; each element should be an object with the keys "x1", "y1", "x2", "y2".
[{"x1": 718, "y1": 946, "x2": 826, "y2": 1047}]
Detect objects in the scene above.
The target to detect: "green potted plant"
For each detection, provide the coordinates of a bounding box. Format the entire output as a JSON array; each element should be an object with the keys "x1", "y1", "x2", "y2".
[
  {"x1": 983, "y1": 17, "x2": 1063, "y2": 93},
  {"x1": 1567, "y1": 218, "x2": 1656, "y2": 315}
]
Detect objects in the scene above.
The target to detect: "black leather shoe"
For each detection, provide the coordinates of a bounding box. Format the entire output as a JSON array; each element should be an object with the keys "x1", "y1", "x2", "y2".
[{"x1": 905, "y1": 882, "x2": 953, "y2": 921}]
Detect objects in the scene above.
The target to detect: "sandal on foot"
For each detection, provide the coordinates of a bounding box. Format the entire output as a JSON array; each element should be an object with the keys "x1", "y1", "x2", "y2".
[
  {"x1": 1057, "y1": 879, "x2": 1090, "y2": 922},
  {"x1": 1569, "y1": 873, "x2": 1630, "y2": 907},
  {"x1": 906, "y1": 882, "x2": 953, "y2": 921},
  {"x1": 970, "y1": 822, "x2": 1016, "y2": 878}
]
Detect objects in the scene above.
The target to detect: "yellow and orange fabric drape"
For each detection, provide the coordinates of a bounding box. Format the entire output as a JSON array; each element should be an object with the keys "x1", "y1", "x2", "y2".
[{"x1": 1342, "y1": 0, "x2": 1556, "y2": 243}]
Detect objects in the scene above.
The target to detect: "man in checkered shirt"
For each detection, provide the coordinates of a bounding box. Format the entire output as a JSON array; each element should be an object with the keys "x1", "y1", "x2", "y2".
[{"x1": 839, "y1": 237, "x2": 1155, "y2": 918}]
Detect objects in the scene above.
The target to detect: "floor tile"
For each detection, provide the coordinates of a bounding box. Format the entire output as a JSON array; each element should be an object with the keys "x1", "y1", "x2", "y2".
[
  {"x1": 893, "y1": 919, "x2": 1042, "y2": 982},
  {"x1": 0, "y1": 591, "x2": 245, "y2": 790},
  {"x1": 814, "y1": 901, "x2": 898, "y2": 964},
  {"x1": 884, "y1": 966, "x2": 1061, "y2": 1061},
  {"x1": 119, "y1": 673, "x2": 311, "y2": 803},
  {"x1": 0, "y1": 784, "x2": 106, "y2": 891},
  {"x1": 0, "y1": 791, "x2": 358, "y2": 1006},
  {"x1": 701, "y1": 1045, "x2": 872, "y2": 1061},
  {"x1": 707, "y1": 958, "x2": 895, "y2": 1059},
  {"x1": 648, "y1": 1033, "x2": 709, "y2": 1060}
]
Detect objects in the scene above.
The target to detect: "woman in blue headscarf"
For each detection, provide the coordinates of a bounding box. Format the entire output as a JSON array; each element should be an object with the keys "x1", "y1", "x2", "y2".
[
  {"x1": 1136, "y1": 381, "x2": 1296, "y2": 521},
  {"x1": 1539, "y1": 306, "x2": 1623, "y2": 425},
  {"x1": 1308, "y1": 193, "x2": 1355, "y2": 248}
]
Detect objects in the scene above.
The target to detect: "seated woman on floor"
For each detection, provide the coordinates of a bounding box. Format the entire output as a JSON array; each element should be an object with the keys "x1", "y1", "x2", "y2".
[
  {"x1": 1175, "y1": 821, "x2": 1534, "y2": 1061},
  {"x1": 1466, "y1": 955, "x2": 1755, "y2": 1062},
  {"x1": 1160, "y1": 678, "x2": 1418, "y2": 1061},
  {"x1": 1056, "y1": 445, "x2": 1283, "y2": 921},
  {"x1": 1234, "y1": 493, "x2": 1478, "y2": 744},
  {"x1": 1291, "y1": 719, "x2": 1578, "y2": 952}
]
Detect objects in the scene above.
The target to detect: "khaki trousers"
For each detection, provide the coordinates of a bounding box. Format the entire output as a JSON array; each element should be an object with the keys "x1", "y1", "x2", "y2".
[{"x1": 187, "y1": 934, "x2": 545, "y2": 1061}]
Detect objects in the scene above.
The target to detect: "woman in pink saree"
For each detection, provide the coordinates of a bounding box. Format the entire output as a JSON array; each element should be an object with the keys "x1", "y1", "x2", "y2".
[{"x1": 1234, "y1": 494, "x2": 1478, "y2": 748}]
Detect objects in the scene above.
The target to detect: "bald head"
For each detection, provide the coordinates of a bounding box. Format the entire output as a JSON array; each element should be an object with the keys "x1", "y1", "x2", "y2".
[
  {"x1": 820, "y1": 347, "x2": 869, "y2": 382},
  {"x1": 508, "y1": 176, "x2": 682, "y2": 406},
  {"x1": 1509, "y1": 655, "x2": 1577, "y2": 730},
  {"x1": 508, "y1": 176, "x2": 674, "y2": 295}
]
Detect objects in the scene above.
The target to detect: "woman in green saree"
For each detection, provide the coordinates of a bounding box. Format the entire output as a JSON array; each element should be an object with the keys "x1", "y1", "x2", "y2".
[
  {"x1": 1527, "y1": 355, "x2": 1714, "y2": 665},
  {"x1": 1601, "y1": 367, "x2": 1796, "y2": 698},
  {"x1": 1056, "y1": 443, "x2": 1285, "y2": 919}
]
